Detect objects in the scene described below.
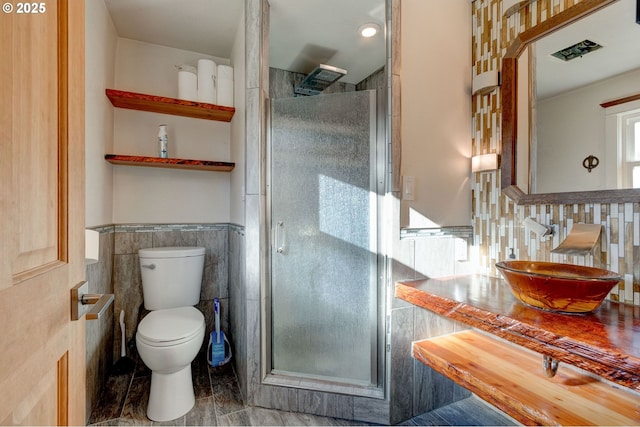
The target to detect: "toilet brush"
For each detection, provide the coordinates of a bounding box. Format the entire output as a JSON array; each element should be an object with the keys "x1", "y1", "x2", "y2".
[
  {"x1": 112, "y1": 310, "x2": 135, "y2": 375},
  {"x1": 208, "y1": 298, "x2": 232, "y2": 366}
]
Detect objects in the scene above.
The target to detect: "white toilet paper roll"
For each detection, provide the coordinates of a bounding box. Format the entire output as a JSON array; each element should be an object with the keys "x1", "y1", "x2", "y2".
[
  {"x1": 177, "y1": 66, "x2": 197, "y2": 101},
  {"x1": 217, "y1": 78, "x2": 234, "y2": 107},
  {"x1": 85, "y1": 229, "x2": 99, "y2": 264},
  {"x1": 197, "y1": 59, "x2": 217, "y2": 104},
  {"x1": 217, "y1": 65, "x2": 233, "y2": 81}
]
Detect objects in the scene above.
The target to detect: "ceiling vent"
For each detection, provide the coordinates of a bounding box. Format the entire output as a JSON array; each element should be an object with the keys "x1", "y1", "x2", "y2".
[{"x1": 551, "y1": 39, "x2": 603, "y2": 61}]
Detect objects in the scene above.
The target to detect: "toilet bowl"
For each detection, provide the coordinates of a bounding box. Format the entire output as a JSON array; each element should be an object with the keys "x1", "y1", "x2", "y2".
[
  {"x1": 135, "y1": 246, "x2": 206, "y2": 422},
  {"x1": 136, "y1": 306, "x2": 205, "y2": 422}
]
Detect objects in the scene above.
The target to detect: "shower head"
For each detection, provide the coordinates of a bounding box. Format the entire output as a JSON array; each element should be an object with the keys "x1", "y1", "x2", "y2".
[{"x1": 294, "y1": 64, "x2": 347, "y2": 96}]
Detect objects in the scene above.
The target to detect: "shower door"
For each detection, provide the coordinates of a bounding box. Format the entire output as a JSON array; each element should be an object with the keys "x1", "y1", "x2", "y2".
[{"x1": 270, "y1": 90, "x2": 378, "y2": 387}]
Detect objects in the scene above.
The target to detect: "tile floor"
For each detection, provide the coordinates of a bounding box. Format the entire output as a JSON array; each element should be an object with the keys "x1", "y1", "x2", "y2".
[{"x1": 88, "y1": 351, "x2": 516, "y2": 426}]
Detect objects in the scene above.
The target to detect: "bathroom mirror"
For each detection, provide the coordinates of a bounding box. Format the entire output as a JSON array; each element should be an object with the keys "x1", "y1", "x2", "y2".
[{"x1": 501, "y1": 0, "x2": 640, "y2": 204}]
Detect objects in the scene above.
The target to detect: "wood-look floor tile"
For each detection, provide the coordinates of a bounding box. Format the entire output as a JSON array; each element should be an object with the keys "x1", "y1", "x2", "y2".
[
  {"x1": 185, "y1": 397, "x2": 218, "y2": 426},
  {"x1": 152, "y1": 415, "x2": 185, "y2": 426},
  {"x1": 432, "y1": 397, "x2": 515, "y2": 426},
  {"x1": 210, "y1": 364, "x2": 244, "y2": 416},
  {"x1": 397, "y1": 412, "x2": 449, "y2": 426},
  {"x1": 87, "y1": 371, "x2": 133, "y2": 424},
  {"x1": 279, "y1": 411, "x2": 332, "y2": 426},
  {"x1": 279, "y1": 411, "x2": 366, "y2": 426},
  {"x1": 192, "y1": 353, "x2": 213, "y2": 399},
  {"x1": 216, "y1": 409, "x2": 251, "y2": 426},
  {"x1": 92, "y1": 418, "x2": 142, "y2": 426},
  {"x1": 245, "y1": 407, "x2": 288, "y2": 426},
  {"x1": 120, "y1": 376, "x2": 152, "y2": 425},
  {"x1": 91, "y1": 351, "x2": 514, "y2": 427}
]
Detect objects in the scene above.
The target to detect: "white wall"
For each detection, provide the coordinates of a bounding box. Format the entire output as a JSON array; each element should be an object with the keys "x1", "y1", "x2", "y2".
[
  {"x1": 112, "y1": 39, "x2": 233, "y2": 223},
  {"x1": 85, "y1": 0, "x2": 117, "y2": 227},
  {"x1": 230, "y1": 9, "x2": 246, "y2": 226},
  {"x1": 536, "y1": 68, "x2": 640, "y2": 194},
  {"x1": 400, "y1": 0, "x2": 472, "y2": 228}
]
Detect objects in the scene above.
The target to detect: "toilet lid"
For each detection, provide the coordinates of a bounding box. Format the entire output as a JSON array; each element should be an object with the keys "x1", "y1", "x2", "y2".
[{"x1": 137, "y1": 306, "x2": 204, "y2": 347}]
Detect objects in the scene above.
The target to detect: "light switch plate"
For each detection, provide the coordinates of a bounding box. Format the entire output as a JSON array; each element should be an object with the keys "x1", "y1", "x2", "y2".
[{"x1": 403, "y1": 176, "x2": 415, "y2": 201}]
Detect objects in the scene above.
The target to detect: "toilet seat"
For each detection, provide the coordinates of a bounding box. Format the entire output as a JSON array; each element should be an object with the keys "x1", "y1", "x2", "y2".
[{"x1": 137, "y1": 306, "x2": 205, "y2": 347}]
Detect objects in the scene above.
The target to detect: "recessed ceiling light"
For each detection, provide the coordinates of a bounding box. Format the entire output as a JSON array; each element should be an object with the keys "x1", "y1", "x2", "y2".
[{"x1": 359, "y1": 23, "x2": 380, "y2": 38}]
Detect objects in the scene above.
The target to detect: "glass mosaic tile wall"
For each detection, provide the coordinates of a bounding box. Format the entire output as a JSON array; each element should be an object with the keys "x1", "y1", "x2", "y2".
[{"x1": 471, "y1": 0, "x2": 639, "y2": 305}]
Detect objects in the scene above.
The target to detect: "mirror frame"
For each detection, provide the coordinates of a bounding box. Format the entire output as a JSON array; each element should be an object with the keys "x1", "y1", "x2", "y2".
[{"x1": 501, "y1": 0, "x2": 640, "y2": 204}]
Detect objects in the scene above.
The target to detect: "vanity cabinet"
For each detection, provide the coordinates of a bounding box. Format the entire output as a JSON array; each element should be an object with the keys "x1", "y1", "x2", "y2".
[{"x1": 105, "y1": 89, "x2": 235, "y2": 172}]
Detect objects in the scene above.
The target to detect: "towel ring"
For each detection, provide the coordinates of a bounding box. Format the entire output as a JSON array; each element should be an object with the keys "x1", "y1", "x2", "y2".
[{"x1": 582, "y1": 155, "x2": 599, "y2": 173}]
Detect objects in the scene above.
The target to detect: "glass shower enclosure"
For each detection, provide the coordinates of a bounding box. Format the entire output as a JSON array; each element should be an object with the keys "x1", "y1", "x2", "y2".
[{"x1": 268, "y1": 90, "x2": 381, "y2": 390}]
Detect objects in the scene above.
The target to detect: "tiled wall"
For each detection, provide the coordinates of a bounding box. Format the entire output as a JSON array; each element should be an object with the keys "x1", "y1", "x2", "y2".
[
  {"x1": 385, "y1": 0, "x2": 477, "y2": 422},
  {"x1": 389, "y1": 233, "x2": 474, "y2": 424},
  {"x1": 85, "y1": 227, "x2": 115, "y2": 418},
  {"x1": 228, "y1": 225, "x2": 247, "y2": 399},
  {"x1": 85, "y1": 223, "x2": 239, "y2": 418},
  {"x1": 471, "y1": 0, "x2": 640, "y2": 305},
  {"x1": 111, "y1": 224, "x2": 231, "y2": 356}
]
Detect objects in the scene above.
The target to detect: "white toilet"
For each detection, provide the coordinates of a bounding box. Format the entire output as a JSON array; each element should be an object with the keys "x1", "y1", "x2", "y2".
[{"x1": 135, "y1": 246, "x2": 206, "y2": 422}]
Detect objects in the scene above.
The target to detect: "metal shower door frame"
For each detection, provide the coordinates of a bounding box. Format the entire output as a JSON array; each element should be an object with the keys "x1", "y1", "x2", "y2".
[{"x1": 263, "y1": 90, "x2": 385, "y2": 398}]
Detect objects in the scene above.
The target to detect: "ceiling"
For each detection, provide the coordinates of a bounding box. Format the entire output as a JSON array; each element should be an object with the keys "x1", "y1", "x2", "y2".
[
  {"x1": 267, "y1": 0, "x2": 385, "y2": 84},
  {"x1": 102, "y1": 0, "x2": 639, "y2": 95},
  {"x1": 104, "y1": 0, "x2": 386, "y2": 86},
  {"x1": 104, "y1": 0, "x2": 244, "y2": 59},
  {"x1": 535, "y1": 0, "x2": 640, "y2": 99}
]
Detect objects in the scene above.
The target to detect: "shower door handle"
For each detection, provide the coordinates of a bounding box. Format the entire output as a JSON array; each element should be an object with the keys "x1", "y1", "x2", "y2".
[{"x1": 275, "y1": 221, "x2": 285, "y2": 254}]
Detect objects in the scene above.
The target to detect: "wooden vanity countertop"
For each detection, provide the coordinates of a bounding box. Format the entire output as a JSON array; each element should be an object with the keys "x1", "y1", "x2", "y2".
[{"x1": 396, "y1": 275, "x2": 640, "y2": 392}]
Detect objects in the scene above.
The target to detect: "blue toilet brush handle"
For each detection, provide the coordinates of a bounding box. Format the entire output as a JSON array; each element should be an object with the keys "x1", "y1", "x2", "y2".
[{"x1": 214, "y1": 298, "x2": 221, "y2": 343}]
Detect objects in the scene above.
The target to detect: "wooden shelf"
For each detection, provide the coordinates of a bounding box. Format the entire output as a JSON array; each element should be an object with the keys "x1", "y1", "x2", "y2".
[
  {"x1": 105, "y1": 154, "x2": 235, "y2": 172},
  {"x1": 414, "y1": 330, "x2": 640, "y2": 426},
  {"x1": 106, "y1": 89, "x2": 235, "y2": 122}
]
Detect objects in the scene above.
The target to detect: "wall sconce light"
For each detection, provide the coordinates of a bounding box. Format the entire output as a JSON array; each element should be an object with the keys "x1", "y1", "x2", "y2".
[
  {"x1": 85, "y1": 229, "x2": 99, "y2": 265},
  {"x1": 472, "y1": 70, "x2": 500, "y2": 96},
  {"x1": 471, "y1": 153, "x2": 499, "y2": 172}
]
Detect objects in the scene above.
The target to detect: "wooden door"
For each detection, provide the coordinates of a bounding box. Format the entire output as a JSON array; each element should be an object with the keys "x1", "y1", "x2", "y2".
[{"x1": 0, "y1": 0, "x2": 86, "y2": 425}]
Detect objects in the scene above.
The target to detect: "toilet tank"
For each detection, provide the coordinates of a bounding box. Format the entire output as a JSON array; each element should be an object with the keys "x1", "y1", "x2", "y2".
[{"x1": 138, "y1": 246, "x2": 205, "y2": 310}]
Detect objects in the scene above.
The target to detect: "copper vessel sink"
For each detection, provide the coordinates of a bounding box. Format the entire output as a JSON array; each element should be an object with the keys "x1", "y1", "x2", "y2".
[{"x1": 495, "y1": 261, "x2": 622, "y2": 313}]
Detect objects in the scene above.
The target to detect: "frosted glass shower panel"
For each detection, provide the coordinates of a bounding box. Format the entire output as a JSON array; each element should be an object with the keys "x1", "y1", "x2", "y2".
[{"x1": 270, "y1": 91, "x2": 377, "y2": 386}]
